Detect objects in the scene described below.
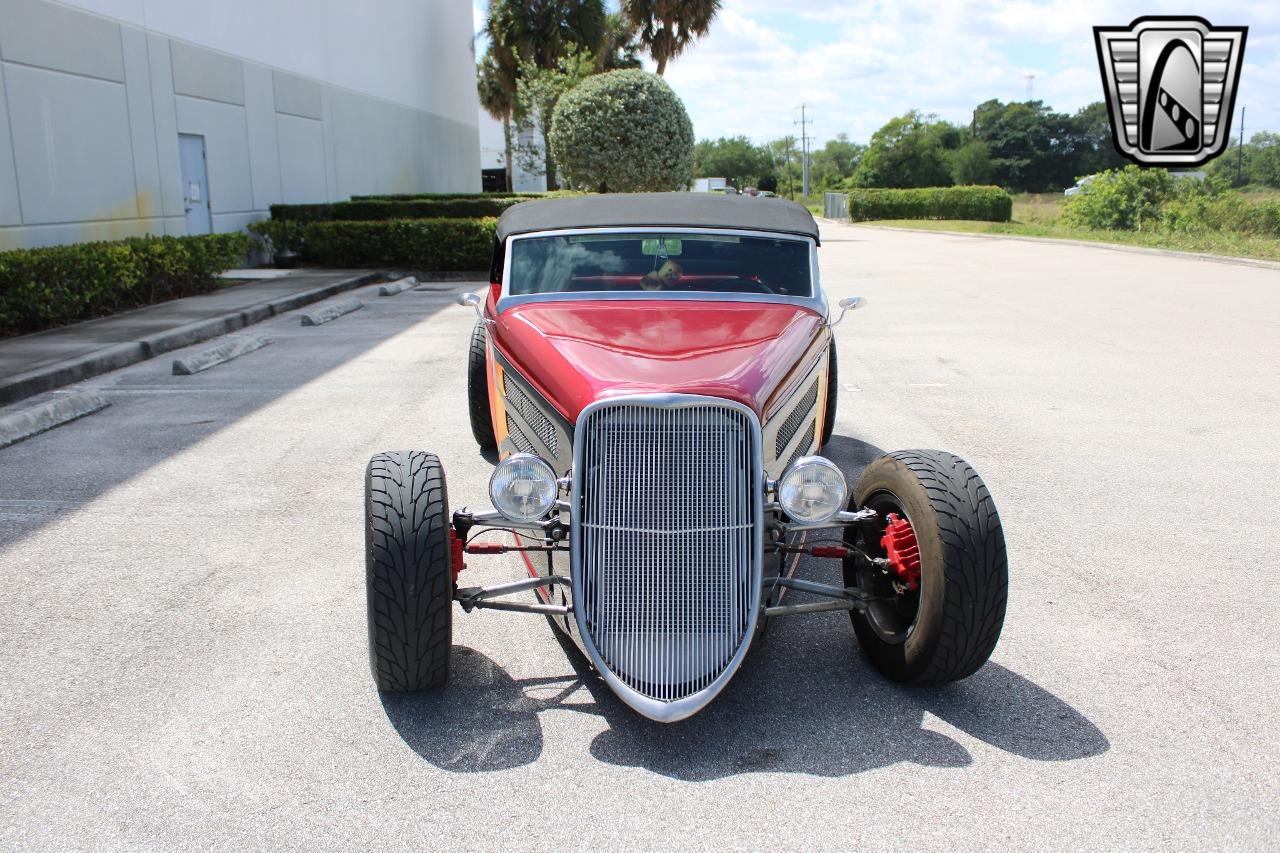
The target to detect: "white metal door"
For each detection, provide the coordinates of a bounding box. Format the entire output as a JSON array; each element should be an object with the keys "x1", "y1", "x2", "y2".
[{"x1": 178, "y1": 134, "x2": 212, "y2": 235}]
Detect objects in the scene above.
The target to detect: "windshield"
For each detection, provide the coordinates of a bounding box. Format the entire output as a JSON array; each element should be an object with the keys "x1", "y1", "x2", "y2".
[{"x1": 508, "y1": 231, "x2": 812, "y2": 298}]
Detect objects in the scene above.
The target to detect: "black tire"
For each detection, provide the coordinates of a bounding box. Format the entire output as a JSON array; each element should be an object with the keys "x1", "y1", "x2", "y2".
[
  {"x1": 366, "y1": 451, "x2": 454, "y2": 692},
  {"x1": 821, "y1": 341, "x2": 838, "y2": 448},
  {"x1": 842, "y1": 450, "x2": 1007, "y2": 685},
  {"x1": 467, "y1": 322, "x2": 497, "y2": 451}
]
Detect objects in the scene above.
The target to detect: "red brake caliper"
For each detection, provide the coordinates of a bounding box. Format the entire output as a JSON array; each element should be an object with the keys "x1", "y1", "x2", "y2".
[
  {"x1": 880, "y1": 513, "x2": 921, "y2": 592},
  {"x1": 450, "y1": 529, "x2": 466, "y2": 583}
]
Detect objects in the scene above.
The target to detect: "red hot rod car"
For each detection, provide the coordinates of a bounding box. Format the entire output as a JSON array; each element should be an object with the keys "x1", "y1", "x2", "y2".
[{"x1": 365, "y1": 193, "x2": 1008, "y2": 723}]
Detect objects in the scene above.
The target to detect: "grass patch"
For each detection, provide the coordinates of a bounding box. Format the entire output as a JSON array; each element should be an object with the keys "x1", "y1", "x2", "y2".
[{"x1": 861, "y1": 218, "x2": 1280, "y2": 262}]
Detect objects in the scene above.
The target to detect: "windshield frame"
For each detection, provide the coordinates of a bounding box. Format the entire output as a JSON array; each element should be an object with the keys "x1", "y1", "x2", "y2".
[{"x1": 497, "y1": 226, "x2": 825, "y2": 315}]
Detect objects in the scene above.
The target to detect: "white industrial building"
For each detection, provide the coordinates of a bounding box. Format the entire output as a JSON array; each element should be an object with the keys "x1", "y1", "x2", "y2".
[
  {"x1": 478, "y1": 112, "x2": 548, "y2": 193},
  {"x1": 0, "y1": 0, "x2": 481, "y2": 250}
]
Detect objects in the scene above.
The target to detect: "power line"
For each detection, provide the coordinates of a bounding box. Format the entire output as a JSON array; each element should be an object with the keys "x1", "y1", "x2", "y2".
[
  {"x1": 1237, "y1": 105, "x2": 1246, "y2": 184},
  {"x1": 794, "y1": 104, "x2": 813, "y2": 199}
]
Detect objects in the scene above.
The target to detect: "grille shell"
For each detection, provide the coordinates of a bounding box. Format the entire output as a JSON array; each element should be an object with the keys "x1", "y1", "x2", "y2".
[{"x1": 570, "y1": 394, "x2": 763, "y2": 722}]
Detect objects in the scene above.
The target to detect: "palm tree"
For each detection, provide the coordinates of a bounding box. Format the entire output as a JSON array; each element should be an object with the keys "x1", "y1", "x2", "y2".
[
  {"x1": 621, "y1": 0, "x2": 721, "y2": 75},
  {"x1": 597, "y1": 11, "x2": 643, "y2": 71},
  {"x1": 484, "y1": 0, "x2": 606, "y2": 189},
  {"x1": 485, "y1": 0, "x2": 606, "y2": 72},
  {"x1": 477, "y1": 51, "x2": 515, "y2": 191}
]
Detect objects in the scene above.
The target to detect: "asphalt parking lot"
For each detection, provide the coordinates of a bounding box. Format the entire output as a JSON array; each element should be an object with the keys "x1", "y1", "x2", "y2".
[{"x1": 2, "y1": 223, "x2": 1278, "y2": 848}]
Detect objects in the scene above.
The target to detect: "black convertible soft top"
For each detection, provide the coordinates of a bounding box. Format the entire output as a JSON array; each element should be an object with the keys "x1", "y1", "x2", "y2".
[{"x1": 496, "y1": 192, "x2": 820, "y2": 244}]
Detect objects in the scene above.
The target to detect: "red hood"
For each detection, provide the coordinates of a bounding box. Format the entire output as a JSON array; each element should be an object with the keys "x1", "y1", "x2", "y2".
[{"x1": 491, "y1": 300, "x2": 826, "y2": 421}]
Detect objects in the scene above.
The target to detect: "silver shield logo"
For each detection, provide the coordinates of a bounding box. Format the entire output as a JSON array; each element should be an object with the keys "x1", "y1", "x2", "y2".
[{"x1": 1094, "y1": 16, "x2": 1247, "y2": 167}]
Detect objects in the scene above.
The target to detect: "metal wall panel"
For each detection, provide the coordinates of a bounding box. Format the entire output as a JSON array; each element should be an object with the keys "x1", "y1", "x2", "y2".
[
  {"x1": 144, "y1": 33, "x2": 185, "y2": 222},
  {"x1": 170, "y1": 40, "x2": 244, "y2": 106},
  {"x1": 272, "y1": 69, "x2": 322, "y2": 120},
  {"x1": 243, "y1": 62, "x2": 282, "y2": 211},
  {"x1": 0, "y1": 0, "x2": 124, "y2": 82},
  {"x1": 5, "y1": 63, "x2": 136, "y2": 225},
  {"x1": 276, "y1": 113, "x2": 326, "y2": 204},
  {"x1": 0, "y1": 63, "x2": 22, "y2": 226},
  {"x1": 120, "y1": 25, "x2": 162, "y2": 222}
]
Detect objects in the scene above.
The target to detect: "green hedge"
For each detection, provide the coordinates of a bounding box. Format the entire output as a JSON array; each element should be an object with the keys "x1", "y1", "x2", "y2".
[
  {"x1": 846, "y1": 186, "x2": 1012, "y2": 222},
  {"x1": 250, "y1": 218, "x2": 496, "y2": 270},
  {"x1": 349, "y1": 192, "x2": 541, "y2": 201},
  {"x1": 0, "y1": 233, "x2": 250, "y2": 335},
  {"x1": 269, "y1": 197, "x2": 526, "y2": 223}
]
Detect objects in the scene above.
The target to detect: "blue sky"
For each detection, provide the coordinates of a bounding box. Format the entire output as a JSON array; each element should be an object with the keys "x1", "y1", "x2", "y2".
[{"x1": 474, "y1": 0, "x2": 1280, "y2": 146}]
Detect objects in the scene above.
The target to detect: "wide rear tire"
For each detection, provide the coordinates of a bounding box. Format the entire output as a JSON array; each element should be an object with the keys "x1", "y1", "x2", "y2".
[
  {"x1": 843, "y1": 450, "x2": 1007, "y2": 685},
  {"x1": 366, "y1": 451, "x2": 454, "y2": 692},
  {"x1": 468, "y1": 322, "x2": 497, "y2": 451}
]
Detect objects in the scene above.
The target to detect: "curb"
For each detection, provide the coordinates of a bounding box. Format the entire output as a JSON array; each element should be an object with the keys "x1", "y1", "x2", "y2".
[
  {"x1": 378, "y1": 276, "x2": 419, "y2": 296},
  {"x1": 0, "y1": 391, "x2": 110, "y2": 450},
  {"x1": 301, "y1": 297, "x2": 363, "y2": 326},
  {"x1": 413, "y1": 270, "x2": 488, "y2": 282},
  {"x1": 0, "y1": 271, "x2": 385, "y2": 406},
  {"x1": 172, "y1": 335, "x2": 272, "y2": 375},
  {"x1": 818, "y1": 218, "x2": 1280, "y2": 271}
]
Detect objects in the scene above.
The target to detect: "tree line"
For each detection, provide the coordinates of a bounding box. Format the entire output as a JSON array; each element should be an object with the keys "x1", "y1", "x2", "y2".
[{"x1": 695, "y1": 99, "x2": 1149, "y2": 196}]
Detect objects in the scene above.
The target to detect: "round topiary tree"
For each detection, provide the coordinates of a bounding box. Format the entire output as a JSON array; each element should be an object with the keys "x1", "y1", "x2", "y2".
[{"x1": 549, "y1": 70, "x2": 695, "y2": 193}]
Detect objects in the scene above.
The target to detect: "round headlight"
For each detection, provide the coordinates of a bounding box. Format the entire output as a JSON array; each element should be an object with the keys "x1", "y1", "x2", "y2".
[
  {"x1": 489, "y1": 454, "x2": 558, "y2": 522},
  {"x1": 777, "y1": 456, "x2": 847, "y2": 524}
]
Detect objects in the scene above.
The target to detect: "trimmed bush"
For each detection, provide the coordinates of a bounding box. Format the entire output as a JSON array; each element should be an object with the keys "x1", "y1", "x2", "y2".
[
  {"x1": 0, "y1": 232, "x2": 250, "y2": 335},
  {"x1": 291, "y1": 218, "x2": 497, "y2": 270},
  {"x1": 846, "y1": 186, "x2": 1012, "y2": 222},
  {"x1": 270, "y1": 198, "x2": 524, "y2": 223},
  {"x1": 550, "y1": 70, "x2": 694, "y2": 192},
  {"x1": 269, "y1": 191, "x2": 586, "y2": 223},
  {"x1": 349, "y1": 192, "x2": 542, "y2": 201}
]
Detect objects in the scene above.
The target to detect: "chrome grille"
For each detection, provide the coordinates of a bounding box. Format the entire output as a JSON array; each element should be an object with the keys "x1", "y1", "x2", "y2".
[
  {"x1": 503, "y1": 374, "x2": 558, "y2": 455},
  {"x1": 775, "y1": 377, "x2": 820, "y2": 457},
  {"x1": 574, "y1": 398, "x2": 760, "y2": 704}
]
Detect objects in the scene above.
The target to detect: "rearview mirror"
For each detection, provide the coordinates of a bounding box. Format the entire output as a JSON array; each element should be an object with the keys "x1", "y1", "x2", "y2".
[{"x1": 641, "y1": 238, "x2": 682, "y2": 256}]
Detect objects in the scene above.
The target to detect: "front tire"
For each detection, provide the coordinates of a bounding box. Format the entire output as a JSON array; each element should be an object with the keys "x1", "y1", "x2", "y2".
[
  {"x1": 366, "y1": 451, "x2": 454, "y2": 692},
  {"x1": 843, "y1": 450, "x2": 1007, "y2": 685},
  {"x1": 821, "y1": 341, "x2": 838, "y2": 447},
  {"x1": 467, "y1": 322, "x2": 497, "y2": 451}
]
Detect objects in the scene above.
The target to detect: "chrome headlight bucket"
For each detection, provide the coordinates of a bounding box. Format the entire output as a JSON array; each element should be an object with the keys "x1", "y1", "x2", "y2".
[
  {"x1": 777, "y1": 455, "x2": 847, "y2": 524},
  {"x1": 489, "y1": 453, "x2": 558, "y2": 522}
]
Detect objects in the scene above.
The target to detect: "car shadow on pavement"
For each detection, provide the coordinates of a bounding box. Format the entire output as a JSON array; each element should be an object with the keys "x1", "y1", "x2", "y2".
[{"x1": 382, "y1": 434, "x2": 1109, "y2": 779}]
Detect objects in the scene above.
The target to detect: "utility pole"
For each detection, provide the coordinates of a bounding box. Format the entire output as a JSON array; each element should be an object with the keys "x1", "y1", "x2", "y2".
[
  {"x1": 1237, "y1": 105, "x2": 1246, "y2": 184},
  {"x1": 794, "y1": 104, "x2": 813, "y2": 199}
]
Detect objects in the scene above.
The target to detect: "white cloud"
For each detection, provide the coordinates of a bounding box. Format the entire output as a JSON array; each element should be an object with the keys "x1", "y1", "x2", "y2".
[{"x1": 656, "y1": 0, "x2": 1280, "y2": 143}]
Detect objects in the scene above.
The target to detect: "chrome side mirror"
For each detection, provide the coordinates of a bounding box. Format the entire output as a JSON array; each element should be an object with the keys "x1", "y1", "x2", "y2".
[
  {"x1": 457, "y1": 291, "x2": 484, "y2": 318},
  {"x1": 828, "y1": 295, "x2": 866, "y2": 328}
]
